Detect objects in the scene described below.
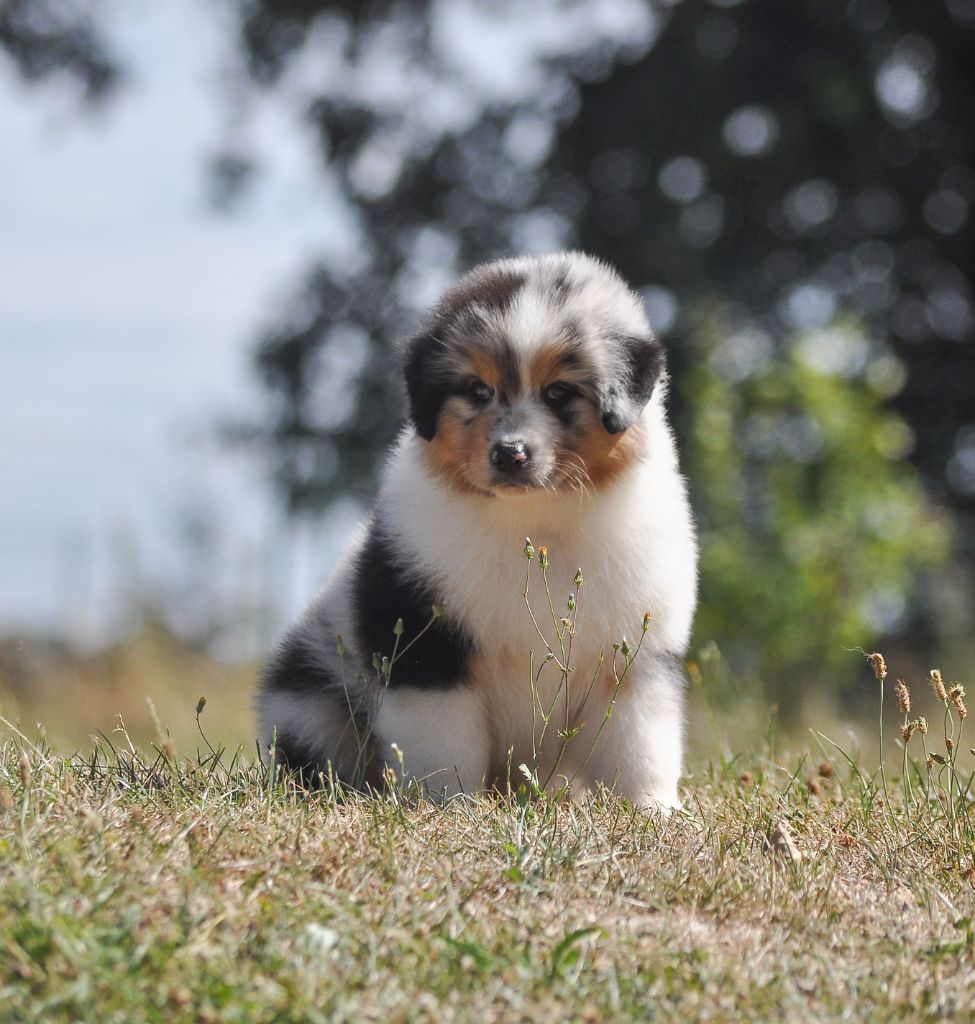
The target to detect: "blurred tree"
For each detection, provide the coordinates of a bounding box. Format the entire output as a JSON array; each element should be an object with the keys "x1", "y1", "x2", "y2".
[
  {"x1": 4, "y1": 0, "x2": 973, "y2": 704},
  {"x1": 217, "y1": 0, "x2": 972, "y2": 702},
  {"x1": 0, "y1": 0, "x2": 122, "y2": 100}
]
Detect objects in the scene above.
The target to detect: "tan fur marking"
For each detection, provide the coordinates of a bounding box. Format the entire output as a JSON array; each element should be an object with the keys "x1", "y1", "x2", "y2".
[
  {"x1": 423, "y1": 399, "x2": 492, "y2": 494},
  {"x1": 529, "y1": 343, "x2": 576, "y2": 388},
  {"x1": 570, "y1": 420, "x2": 648, "y2": 488},
  {"x1": 465, "y1": 349, "x2": 502, "y2": 391}
]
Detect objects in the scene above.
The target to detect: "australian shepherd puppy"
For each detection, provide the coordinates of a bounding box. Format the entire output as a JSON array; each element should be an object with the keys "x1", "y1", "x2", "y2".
[{"x1": 257, "y1": 252, "x2": 697, "y2": 810}]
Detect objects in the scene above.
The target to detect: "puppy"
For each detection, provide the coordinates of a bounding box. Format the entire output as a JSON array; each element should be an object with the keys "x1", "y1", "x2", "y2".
[{"x1": 257, "y1": 252, "x2": 697, "y2": 809}]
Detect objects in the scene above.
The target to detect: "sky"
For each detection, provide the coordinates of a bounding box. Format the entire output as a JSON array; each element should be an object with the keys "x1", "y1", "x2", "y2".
[{"x1": 0, "y1": 4, "x2": 355, "y2": 651}]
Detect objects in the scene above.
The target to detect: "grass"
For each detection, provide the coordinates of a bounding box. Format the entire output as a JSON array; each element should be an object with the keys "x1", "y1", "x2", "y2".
[{"x1": 2, "y1": 654, "x2": 974, "y2": 1024}]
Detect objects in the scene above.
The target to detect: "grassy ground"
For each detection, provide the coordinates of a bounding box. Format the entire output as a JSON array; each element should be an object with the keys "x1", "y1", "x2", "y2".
[{"x1": 2, "y1": 659, "x2": 974, "y2": 1024}]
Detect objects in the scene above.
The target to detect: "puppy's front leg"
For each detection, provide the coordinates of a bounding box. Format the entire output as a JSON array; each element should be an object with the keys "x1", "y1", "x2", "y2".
[
  {"x1": 374, "y1": 685, "x2": 490, "y2": 797},
  {"x1": 580, "y1": 652, "x2": 686, "y2": 812}
]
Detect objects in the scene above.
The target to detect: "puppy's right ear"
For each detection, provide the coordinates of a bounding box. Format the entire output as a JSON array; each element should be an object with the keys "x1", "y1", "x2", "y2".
[{"x1": 402, "y1": 332, "x2": 447, "y2": 441}]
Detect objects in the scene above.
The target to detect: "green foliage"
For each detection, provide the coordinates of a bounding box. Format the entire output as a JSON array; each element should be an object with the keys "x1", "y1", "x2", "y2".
[{"x1": 682, "y1": 312, "x2": 949, "y2": 704}]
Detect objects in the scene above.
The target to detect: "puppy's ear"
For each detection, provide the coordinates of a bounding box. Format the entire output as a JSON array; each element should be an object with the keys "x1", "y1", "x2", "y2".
[
  {"x1": 402, "y1": 332, "x2": 448, "y2": 441},
  {"x1": 600, "y1": 334, "x2": 666, "y2": 434}
]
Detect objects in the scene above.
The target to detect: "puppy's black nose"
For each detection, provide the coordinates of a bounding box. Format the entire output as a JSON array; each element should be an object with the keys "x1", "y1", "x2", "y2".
[{"x1": 490, "y1": 441, "x2": 530, "y2": 473}]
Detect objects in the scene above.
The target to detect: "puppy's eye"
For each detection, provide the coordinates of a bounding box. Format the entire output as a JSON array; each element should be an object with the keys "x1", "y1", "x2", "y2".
[
  {"x1": 466, "y1": 379, "x2": 494, "y2": 404},
  {"x1": 543, "y1": 381, "x2": 575, "y2": 404}
]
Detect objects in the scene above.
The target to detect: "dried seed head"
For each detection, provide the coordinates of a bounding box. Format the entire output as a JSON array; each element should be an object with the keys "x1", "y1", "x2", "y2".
[
  {"x1": 867, "y1": 652, "x2": 887, "y2": 681},
  {"x1": 901, "y1": 721, "x2": 915, "y2": 743},
  {"x1": 954, "y1": 694, "x2": 968, "y2": 720},
  {"x1": 948, "y1": 684, "x2": 965, "y2": 700},
  {"x1": 946, "y1": 737, "x2": 955, "y2": 752},
  {"x1": 916, "y1": 716, "x2": 928, "y2": 735},
  {"x1": 807, "y1": 776, "x2": 823, "y2": 795},
  {"x1": 18, "y1": 753, "x2": 31, "y2": 788},
  {"x1": 895, "y1": 680, "x2": 911, "y2": 715},
  {"x1": 523, "y1": 538, "x2": 536, "y2": 560},
  {"x1": 196, "y1": 696, "x2": 207, "y2": 716},
  {"x1": 817, "y1": 761, "x2": 834, "y2": 779},
  {"x1": 930, "y1": 669, "x2": 947, "y2": 702}
]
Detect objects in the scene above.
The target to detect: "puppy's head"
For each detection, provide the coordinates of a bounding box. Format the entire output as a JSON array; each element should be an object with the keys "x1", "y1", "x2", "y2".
[{"x1": 402, "y1": 252, "x2": 664, "y2": 496}]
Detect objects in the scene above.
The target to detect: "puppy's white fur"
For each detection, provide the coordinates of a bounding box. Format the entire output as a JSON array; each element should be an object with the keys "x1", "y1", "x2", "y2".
[{"x1": 257, "y1": 252, "x2": 697, "y2": 809}]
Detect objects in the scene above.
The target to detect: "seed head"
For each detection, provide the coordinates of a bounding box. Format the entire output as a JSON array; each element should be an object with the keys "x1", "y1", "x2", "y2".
[
  {"x1": 431, "y1": 604, "x2": 445, "y2": 619},
  {"x1": 393, "y1": 618, "x2": 404, "y2": 637},
  {"x1": 196, "y1": 696, "x2": 207, "y2": 716},
  {"x1": 567, "y1": 594, "x2": 576, "y2": 613},
  {"x1": 523, "y1": 538, "x2": 536, "y2": 560},
  {"x1": 335, "y1": 634, "x2": 346, "y2": 658},
  {"x1": 916, "y1": 716, "x2": 928, "y2": 735},
  {"x1": 18, "y1": 753, "x2": 31, "y2": 788},
  {"x1": 930, "y1": 669, "x2": 947, "y2": 702},
  {"x1": 901, "y1": 721, "x2": 915, "y2": 743},
  {"x1": 946, "y1": 737, "x2": 955, "y2": 752},
  {"x1": 894, "y1": 680, "x2": 911, "y2": 715},
  {"x1": 951, "y1": 689, "x2": 968, "y2": 720},
  {"x1": 867, "y1": 652, "x2": 887, "y2": 682},
  {"x1": 573, "y1": 568, "x2": 584, "y2": 588}
]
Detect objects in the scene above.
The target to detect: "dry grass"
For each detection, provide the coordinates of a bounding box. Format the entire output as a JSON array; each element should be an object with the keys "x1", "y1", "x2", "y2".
[
  {"x1": 0, "y1": 624, "x2": 256, "y2": 755},
  {"x1": 2, "y1": 653, "x2": 974, "y2": 1024}
]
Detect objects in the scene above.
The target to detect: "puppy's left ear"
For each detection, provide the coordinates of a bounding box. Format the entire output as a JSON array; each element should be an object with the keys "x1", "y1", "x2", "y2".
[
  {"x1": 600, "y1": 334, "x2": 666, "y2": 434},
  {"x1": 402, "y1": 332, "x2": 448, "y2": 441}
]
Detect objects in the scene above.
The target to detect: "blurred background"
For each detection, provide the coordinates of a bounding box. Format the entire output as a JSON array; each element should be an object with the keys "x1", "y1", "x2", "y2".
[{"x1": 1, "y1": 0, "x2": 973, "y2": 760}]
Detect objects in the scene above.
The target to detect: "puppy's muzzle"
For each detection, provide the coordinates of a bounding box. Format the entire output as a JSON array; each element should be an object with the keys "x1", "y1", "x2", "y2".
[{"x1": 490, "y1": 441, "x2": 530, "y2": 475}]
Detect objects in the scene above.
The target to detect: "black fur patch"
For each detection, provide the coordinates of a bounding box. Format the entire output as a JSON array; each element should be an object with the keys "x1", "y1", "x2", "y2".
[
  {"x1": 437, "y1": 267, "x2": 525, "y2": 324},
  {"x1": 403, "y1": 332, "x2": 451, "y2": 441},
  {"x1": 547, "y1": 400, "x2": 580, "y2": 429},
  {"x1": 272, "y1": 731, "x2": 329, "y2": 786},
  {"x1": 352, "y1": 518, "x2": 473, "y2": 690},
  {"x1": 495, "y1": 337, "x2": 521, "y2": 399},
  {"x1": 549, "y1": 267, "x2": 572, "y2": 305},
  {"x1": 601, "y1": 334, "x2": 666, "y2": 434},
  {"x1": 263, "y1": 631, "x2": 338, "y2": 695}
]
